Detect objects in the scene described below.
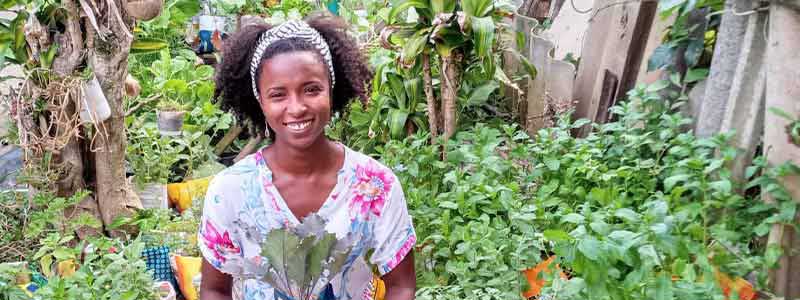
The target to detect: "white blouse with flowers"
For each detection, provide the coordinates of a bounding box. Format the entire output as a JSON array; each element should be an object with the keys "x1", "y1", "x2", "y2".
[{"x1": 197, "y1": 144, "x2": 416, "y2": 300}]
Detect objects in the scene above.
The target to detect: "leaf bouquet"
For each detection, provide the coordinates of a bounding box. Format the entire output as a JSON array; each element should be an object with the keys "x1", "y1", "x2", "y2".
[{"x1": 243, "y1": 214, "x2": 357, "y2": 300}]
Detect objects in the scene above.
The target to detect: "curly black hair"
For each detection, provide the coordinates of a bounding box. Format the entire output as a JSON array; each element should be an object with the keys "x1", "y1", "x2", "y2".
[{"x1": 214, "y1": 14, "x2": 372, "y2": 137}]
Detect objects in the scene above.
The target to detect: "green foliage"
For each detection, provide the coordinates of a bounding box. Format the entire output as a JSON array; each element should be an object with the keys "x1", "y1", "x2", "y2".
[
  {"x1": 33, "y1": 238, "x2": 157, "y2": 300},
  {"x1": 126, "y1": 119, "x2": 183, "y2": 185},
  {"x1": 136, "y1": 0, "x2": 200, "y2": 51},
  {"x1": 0, "y1": 263, "x2": 29, "y2": 300},
  {"x1": 0, "y1": 9, "x2": 29, "y2": 68},
  {"x1": 379, "y1": 78, "x2": 798, "y2": 299},
  {"x1": 648, "y1": 0, "x2": 723, "y2": 80},
  {"x1": 110, "y1": 207, "x2": 202, "y2": 256},
  {"x1": 126, "y1": 49, "x2": 232, "y2": 184}
]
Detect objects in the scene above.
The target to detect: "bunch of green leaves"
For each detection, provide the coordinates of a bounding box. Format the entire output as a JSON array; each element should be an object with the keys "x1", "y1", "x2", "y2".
[
  {"x1": 126, "y1": 117, "x2": 184, "y2": 185},
  {"x1": 384, "y1": 0, "x2": 519, "y2": 77},
  {"x1": 328, "y1": 48, "x2": 427, "y2": 153},
  {"x1": 26, "y1": 191, "x2": 101, "y2": 239},
  {"x1": 0, "y1": 262, "x2": 28, "y2": 300},
  {"x1": 648, "y1": 0, "x2": 723, "y2": 81},
  {"x1": 110, "y1": 208, "x2": 201, "y2": 256},
  {"x1": 135, "y1": 0, "x2": 201, "y2": 51},
  {"x1": 127, "y1": 49, "x2": 232, "y2": 183},
  {"x1": 379, "y1": 77, "x2": 798, "y2": 299},
  {"x1": 523, "y1": 80, "x2": 796, "y2": 299},
  {"x1": 0, "y1": 5, "x2": 28, "y2": 69},
  {"x1": 149, "y1": 49, "x2": 216, "y2": 109},
  {"x1": 244, "y1": 214, "x2": 355, "y2": 300},
  {"x1": 33, "y1": 238, "x2": 157, "y2": 300},
  {"x1": 380, "y1": 124, "x2": 540, "y2": 299},
  {"x1": 265, "y1": 0, "x2": 314, "y2": 22}
]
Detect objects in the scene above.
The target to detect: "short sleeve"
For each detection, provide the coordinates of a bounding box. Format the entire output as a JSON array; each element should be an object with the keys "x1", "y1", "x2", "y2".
[
  {"x1": 197, "y1": 176, "x2": 245, "y2": 276},
  {"x1": 369, "y1": 180, "x2": 417, "y2": 275}
]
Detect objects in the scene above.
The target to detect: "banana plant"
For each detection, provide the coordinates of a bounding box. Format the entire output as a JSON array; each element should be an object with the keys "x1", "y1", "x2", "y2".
[{"x1": 382, "y1": 0, "x2": 521, "y2": 146}]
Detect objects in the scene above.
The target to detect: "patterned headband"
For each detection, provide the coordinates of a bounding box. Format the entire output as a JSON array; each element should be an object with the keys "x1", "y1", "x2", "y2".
[{"x1": 250, "y1": 20, "x2": 336, "y2": 102}]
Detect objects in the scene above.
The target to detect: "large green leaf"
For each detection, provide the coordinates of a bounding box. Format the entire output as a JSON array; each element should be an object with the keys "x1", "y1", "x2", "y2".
[
  {"x1": 388, "y1": 0, "x2": 429, "y2": 24},
  {"x1": 400, "y1": 29, "x2": 431, "y2": 67},
  {"x1": 388, "y1": 109, "x2": 410, "y2": 139},
  {"x1": 430, "y1": 0, "x2": 455, "y2": 14},
  {"x1": 432, "y1": 26, "x2": 466, "y2": 57},
  {"x1": 470, "y1": 16, "x2": 495, "y2": 60},
  {"x1": 262, "y1": 229, "x2": 301, "y2": 277},
  {"x1": 169, "y1": 0, "x2": 201, "y2": 25},
  {"x1": 404, "y1": 77, "x2": 423, "y2": 107},
  {"x1": 304, "y1": 233, "x2": 337, "y2": 286},
  {"x1": 462, "y1": 0, "x2": 493, "y2": 17},
  {"x1": 466, "y1": 81, "x2": 498, "y2": 106},
  {"x1": 131, "y1": 38, "x2": 169, "y2": 54},
  {"x1": 0, "y1": 43, "x2": 8, "y2": 67},
  {"x1": 387, "y1": 73, "x2": 407, "y2": 109}
]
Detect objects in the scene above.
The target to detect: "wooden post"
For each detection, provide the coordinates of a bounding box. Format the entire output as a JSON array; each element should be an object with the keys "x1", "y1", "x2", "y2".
[{"x1": 764, "y1": 0, "x2": 800, "y2": 297}]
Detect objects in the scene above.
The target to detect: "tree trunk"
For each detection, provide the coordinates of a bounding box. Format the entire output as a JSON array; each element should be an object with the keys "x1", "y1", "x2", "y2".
[
  {"x1": 422, "y1": 53, "x2": 439, "y2": 141},
  {"x1": 440, "y1": 52, "x2": 462, "y2": 142},
  {"x1": 88, "y1": 0, "x2": 141, "y2": 232}
]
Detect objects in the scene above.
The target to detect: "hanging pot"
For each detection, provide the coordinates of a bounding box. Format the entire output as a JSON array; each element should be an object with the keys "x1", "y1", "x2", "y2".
[
  {"x1": 80, "y1": 75, "x2": 111, "y2": 123},
  {"x1": 125, "y1": 0, "x2": 164, "y2": 21},
  {"x1": 157, "y1": 110, "x2": 185, "y2": 136}
]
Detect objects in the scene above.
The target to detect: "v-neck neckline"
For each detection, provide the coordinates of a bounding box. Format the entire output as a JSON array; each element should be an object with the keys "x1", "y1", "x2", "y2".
[{"x1": 255, "y1": 143, "x2": 350, "y2": 225}]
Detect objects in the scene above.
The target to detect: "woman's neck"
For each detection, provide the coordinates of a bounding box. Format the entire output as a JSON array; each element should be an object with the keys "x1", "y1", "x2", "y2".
[{"x1": 266, "y1": 136, "x2": 341, "y2": 177}]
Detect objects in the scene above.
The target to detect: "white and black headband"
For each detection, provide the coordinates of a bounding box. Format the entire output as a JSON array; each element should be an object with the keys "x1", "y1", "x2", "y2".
[{"x1": 250, "y1": 20, "x2": 336, "y2": 102}]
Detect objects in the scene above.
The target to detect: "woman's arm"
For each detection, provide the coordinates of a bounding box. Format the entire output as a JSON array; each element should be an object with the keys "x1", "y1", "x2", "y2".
[
  {"x1": 381, "y1": 253, "x2": 416, "y2": 300},
  {"x1": 199, "y1": 258, "x2": 234, "y2": 300}
]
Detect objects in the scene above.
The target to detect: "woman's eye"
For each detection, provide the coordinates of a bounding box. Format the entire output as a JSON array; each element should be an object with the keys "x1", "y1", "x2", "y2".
[
  {"x1": 304, "y1": 86, "x2": 322, "y2": 94},
  {"x1": 269, "y1": 93, "x2": 285, "y2": 98}
]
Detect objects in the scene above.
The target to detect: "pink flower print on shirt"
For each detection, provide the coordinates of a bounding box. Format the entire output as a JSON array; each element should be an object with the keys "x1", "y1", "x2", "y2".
[
  {"x1": 203, "y1": 221, "x2": 241, "y2": 264},
  {"x1": 349, "y1": 163, "x2": 394, "y2": 218}
]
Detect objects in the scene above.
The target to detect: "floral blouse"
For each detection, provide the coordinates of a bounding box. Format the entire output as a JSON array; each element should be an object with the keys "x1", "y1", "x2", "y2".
[{"x1": 198, "y1": 144, "x2": 416, "y2": 300}]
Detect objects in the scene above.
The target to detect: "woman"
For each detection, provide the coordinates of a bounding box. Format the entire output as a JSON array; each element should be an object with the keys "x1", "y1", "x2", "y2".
[{"x1": 198, "y1": 15, "x2": 416, "y2": 300}]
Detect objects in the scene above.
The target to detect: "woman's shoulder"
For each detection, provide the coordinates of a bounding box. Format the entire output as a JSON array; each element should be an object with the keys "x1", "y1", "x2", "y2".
[
  {"x1": 344, "y1": 146, "x2": 398, "y2": 178},
  {"x1": 208, "y1": 155, "x2": 261, "y2": 191}
]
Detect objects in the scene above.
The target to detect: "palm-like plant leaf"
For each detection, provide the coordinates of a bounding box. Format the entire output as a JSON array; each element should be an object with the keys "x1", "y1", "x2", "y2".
[{"x1": 470, "y1": 16, "x2": 495, "y2": 61}]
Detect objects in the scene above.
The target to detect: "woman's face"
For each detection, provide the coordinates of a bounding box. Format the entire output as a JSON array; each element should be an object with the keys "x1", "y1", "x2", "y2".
[{"x1": 257, "y1": 51, "x2": 332, "y2": 150}]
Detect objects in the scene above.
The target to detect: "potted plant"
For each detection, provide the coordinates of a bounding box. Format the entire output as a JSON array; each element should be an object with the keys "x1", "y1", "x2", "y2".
[
  {"x1": 157, "y1": 99, "x2": 187, "y2": 136},
  {"x1": 127, "y1": 121, "x2": 182, "y2": 209}
]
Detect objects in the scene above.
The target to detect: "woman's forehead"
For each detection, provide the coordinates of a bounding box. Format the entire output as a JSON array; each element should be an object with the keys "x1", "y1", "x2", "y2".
[{"x1": 259, "y1": 52, "x2": 329, "y2": 86}]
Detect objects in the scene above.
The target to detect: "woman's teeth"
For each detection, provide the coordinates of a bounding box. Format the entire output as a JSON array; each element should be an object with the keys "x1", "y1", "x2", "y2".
[{"x1": 287, "y1": 120, "x2": 312, "y2": 131}]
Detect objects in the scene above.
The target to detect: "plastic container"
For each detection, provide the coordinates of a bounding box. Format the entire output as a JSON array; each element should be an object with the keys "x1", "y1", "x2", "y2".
[{"x1": 80, "y1": 76, "x2": 111, "y2": 123}]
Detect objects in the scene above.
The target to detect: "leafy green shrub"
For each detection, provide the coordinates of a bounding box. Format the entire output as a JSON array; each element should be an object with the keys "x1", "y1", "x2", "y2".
[
  {"x1": 33, "y1": 239, "x2": 156, "y2": 300},
  {"x1": 379, "y1": 79, "x2": 798, "y2": 300}
]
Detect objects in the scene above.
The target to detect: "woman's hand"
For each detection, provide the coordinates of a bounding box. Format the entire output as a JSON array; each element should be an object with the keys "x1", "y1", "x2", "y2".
[
  {"x1": 381, "y1": 253, "x2": 416, "y2": 300},
  {"x1": 199, "y1": 258, "x2": 233, "y2": 300}
]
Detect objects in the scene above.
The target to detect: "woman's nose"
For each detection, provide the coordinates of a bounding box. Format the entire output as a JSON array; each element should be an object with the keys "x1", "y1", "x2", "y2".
[{"x1": 287, "y1": 95, "x2": 308, "y2": 116}]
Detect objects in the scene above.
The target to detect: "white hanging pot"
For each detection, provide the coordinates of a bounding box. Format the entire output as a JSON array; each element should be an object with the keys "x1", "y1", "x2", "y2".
[
  {"x1": 125, "y1": 0, "x2": 164, "y2": 21},
  {"x1": 80, "y1": 76, "x2": 111, "y2": 123}
]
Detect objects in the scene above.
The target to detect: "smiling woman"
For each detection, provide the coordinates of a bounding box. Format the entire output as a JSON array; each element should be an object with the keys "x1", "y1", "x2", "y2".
[{"x1": 202, "y1": 15, "x2": 417, "y2": 300}]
